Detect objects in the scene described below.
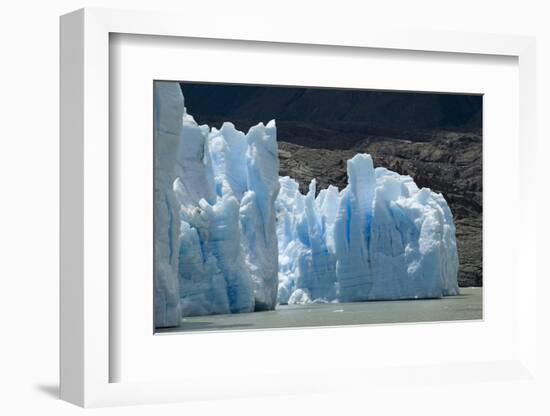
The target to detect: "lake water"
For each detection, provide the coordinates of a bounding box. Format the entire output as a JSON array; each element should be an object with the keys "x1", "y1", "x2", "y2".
[{"x1": 157, "y1": 287, "x2": 482, "y2": 334}]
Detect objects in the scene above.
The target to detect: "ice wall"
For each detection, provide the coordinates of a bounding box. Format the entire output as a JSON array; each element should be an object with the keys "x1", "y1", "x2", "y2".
[
  {"x1": 276, "y1": 154, "x2": 459, "y2": 304},
  {"x1": 240, "y1": 120, "x2": 280, "y2": 310},
  {"x1": 173, "y1": 113, "x2": 280, "y2": 316},
  {"x1": 276, "y1": 179, "x2": 338, "y2": 304},
  {"x1": 153, "y1": 82, "x2": 184, "y2": 327}
]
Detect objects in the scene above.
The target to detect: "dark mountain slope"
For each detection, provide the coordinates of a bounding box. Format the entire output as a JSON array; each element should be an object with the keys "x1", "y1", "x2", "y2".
[{"x1": 180, "y1": 83, "x2": 482, "y2": 140}]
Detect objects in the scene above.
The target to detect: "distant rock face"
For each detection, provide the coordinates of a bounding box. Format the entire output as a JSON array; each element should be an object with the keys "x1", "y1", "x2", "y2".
[{"x1": 278, "y1": 132, "x2": 482, "y2": 287}]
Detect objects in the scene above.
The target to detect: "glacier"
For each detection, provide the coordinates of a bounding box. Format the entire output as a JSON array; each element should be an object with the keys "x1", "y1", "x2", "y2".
[
  {"x1": 154, "y1": 81, "x2": 459, "y2": 327},
  {"x1": 277, "y1": 154, "x2": 459, "y2": 305}
]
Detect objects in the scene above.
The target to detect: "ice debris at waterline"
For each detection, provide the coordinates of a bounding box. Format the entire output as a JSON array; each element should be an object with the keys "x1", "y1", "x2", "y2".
[
  {"x1": 276, "y1": 155, "x2": 460, "y2": 305},
  {"x1": 154, "y1": 81, "x2": 459, "y2": 328}
]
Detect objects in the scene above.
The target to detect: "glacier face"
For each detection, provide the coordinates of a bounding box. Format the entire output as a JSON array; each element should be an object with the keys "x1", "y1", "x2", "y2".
[
  {"x1": 155, "y1": 81, "x2": 280, "y2": 325},
  {"x1": 276, "y1": 154, "x2": 460, "y2": 305},
  {"x1": 154, "y1": 81, "x2": 459, "y2": 327},
  {"x1": 170, "y1": 93, "x2": 280, "y2": 318}
]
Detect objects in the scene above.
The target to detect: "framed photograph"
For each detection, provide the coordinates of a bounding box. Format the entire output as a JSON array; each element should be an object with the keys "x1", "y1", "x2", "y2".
[{"x1": 60, "y1": 8, "x2": 538, "y2": 407}]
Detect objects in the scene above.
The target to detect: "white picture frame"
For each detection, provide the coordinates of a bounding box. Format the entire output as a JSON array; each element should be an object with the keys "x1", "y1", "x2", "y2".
[{"x1": 60, "y1": 7, "x2": 538, "y2": 408}]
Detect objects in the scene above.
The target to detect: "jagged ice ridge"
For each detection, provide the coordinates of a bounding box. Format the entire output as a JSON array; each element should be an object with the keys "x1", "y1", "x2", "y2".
[{"x1": 277, "y1": 155, "x2": 459, "y2": 305}]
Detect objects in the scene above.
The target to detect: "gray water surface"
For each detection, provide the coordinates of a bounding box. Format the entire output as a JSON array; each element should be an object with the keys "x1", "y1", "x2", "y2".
[{"x1": 157, "y1": 287, "x2": 482, "y2": 334}]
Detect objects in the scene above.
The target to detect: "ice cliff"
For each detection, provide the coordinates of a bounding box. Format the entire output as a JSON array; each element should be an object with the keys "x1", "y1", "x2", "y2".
[
  {"x1": 174, "y1": 115, "x2": 280, "y2": 316},
  {"x1": 277, "y1": 154, "x2": 459, "y2": 304},
  {"x1": 154, "y1": 81, "x2": 280, "y2": 324},
  {"x1": 153, "y1": 82, "x2": 184, "y2": 327},
  {"x1": 154, "y1": 81, "x2": 459, "y2": 327}
]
